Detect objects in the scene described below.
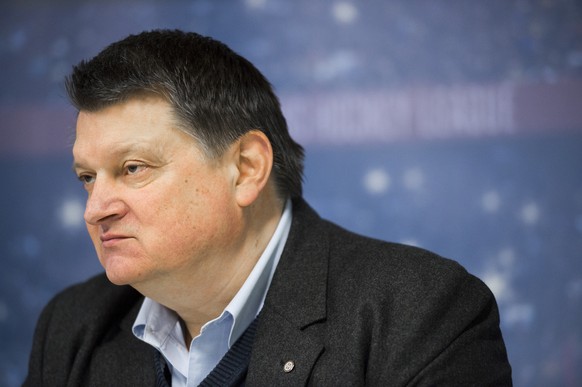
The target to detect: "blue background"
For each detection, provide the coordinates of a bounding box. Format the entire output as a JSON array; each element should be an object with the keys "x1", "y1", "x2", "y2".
[{"x1": 2, "y1": 1, "x2": 582, "y2": 385}]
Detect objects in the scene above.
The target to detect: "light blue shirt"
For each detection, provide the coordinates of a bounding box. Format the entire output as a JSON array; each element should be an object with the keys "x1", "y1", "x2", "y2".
[{"x1": 132, "y1": 200, "x2": 292, "y2": 386}]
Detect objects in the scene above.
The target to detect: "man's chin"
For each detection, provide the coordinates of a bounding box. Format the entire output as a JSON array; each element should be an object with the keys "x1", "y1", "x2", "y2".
[
  {"x1": 104, "y1": 271, "x2": 132, "y2": 286},
  {"x1": 102, "y1": 265, "x2": 143, "y2": 287},
  {"x1": 99, "y1": 254, "x2": 142, "y2": 286}
]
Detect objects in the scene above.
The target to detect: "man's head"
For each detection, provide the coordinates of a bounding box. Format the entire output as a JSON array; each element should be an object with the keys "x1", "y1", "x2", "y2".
[
  {"x1": 69, "y1": 30, "x2": 302, "y2": 298},
  {"x1": 66, "y1": 29, "x2": 304, "y2": 199}
]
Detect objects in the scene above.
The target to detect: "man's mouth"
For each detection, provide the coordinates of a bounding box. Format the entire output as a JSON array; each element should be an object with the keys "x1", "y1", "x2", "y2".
[{"x1": 100, "y1": 233, "x2": 131, "y2": 246}]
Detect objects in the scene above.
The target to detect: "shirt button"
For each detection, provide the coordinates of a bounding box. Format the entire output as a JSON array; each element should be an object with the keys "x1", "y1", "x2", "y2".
[{"x1": 283, "y1": 360, "x2": 295, "y2": 373}]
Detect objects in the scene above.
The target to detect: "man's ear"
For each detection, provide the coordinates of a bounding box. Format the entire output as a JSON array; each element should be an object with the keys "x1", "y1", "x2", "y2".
[{"x1": 233, "y1": 130, "x2": 274, "y2": 207}]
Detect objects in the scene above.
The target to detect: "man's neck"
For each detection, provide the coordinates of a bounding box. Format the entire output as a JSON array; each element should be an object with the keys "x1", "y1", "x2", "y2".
[{"x1": 134, "y1": 192, "x2": 286, "y2": 341}]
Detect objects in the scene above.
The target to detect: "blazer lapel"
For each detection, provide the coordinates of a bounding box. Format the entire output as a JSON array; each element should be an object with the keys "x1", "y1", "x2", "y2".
[{"x1": 247, "y1": 199, "x2": 329, "y2": 385}]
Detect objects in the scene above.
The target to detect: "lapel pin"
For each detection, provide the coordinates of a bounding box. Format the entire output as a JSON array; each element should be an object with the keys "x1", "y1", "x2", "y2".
[{"x1": 283, "y1": 360, "x2": 295, "y2": 373}]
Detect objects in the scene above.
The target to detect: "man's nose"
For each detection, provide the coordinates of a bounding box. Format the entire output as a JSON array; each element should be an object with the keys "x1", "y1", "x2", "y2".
[{"x1": 84, "y1": 177, "x2": 127, "y2": 225}]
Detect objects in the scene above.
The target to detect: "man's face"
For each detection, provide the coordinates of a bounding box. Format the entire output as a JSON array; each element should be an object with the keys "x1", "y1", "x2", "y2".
[{"x1": 72, "y1": 96, "x2": 243, "y2": 289}]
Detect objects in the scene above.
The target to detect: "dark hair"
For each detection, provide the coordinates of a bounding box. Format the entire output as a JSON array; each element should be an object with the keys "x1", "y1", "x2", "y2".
[{"x1": 66, "y1": 29, "x2": 304, "y2": 198}]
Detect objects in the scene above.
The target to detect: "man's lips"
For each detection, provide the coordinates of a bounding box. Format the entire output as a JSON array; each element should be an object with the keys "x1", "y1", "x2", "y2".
[{"x1": 100, "y1": 234, "x2": 132, "y2": 246}]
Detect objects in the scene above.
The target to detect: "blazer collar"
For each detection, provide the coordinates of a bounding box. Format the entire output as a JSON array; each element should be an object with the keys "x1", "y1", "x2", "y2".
[
  {"x1": 262, "y1": 197, "x2": 328, "y2": 327},
  {"x1": 247, "y1": 198, "x2": 329, "y2": 385}
]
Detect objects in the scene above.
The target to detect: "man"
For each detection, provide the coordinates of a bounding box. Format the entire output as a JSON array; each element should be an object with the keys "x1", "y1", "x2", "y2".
[{"x1": 25, "y1": 30, "x2": 512, "y2": 386}]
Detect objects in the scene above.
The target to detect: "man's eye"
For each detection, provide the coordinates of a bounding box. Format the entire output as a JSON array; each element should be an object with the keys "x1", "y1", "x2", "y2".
[
  {"x1": 126, "y1": 164, "x2": 146, "y2": 175},
  {"x1": 78, "y1": 174, "x2": 95, "y2": 184}
]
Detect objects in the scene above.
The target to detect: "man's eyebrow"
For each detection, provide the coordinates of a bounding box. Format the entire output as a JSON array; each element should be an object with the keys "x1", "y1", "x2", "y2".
[{"x1": 71, "y1": 142, "x2": 165, "y2": 172}]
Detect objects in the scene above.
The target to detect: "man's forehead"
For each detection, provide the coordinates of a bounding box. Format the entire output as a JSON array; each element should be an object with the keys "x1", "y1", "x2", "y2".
[
  {"x1": 74, "y1": 103, "x2": 178, "y2": 146},
  {"x1": 74, "y1": 139, "x2": 160, "y2": 155}
]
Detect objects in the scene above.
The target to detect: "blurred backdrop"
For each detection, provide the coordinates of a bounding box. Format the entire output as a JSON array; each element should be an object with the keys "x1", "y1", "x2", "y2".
[{"x1": 2, "y1": 0, "x2": 582, "y2": 385}]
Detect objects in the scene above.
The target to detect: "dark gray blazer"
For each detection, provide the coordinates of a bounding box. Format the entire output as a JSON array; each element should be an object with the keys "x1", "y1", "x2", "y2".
[{"x1": 24, "y1": 199, "x2": 512, "y2": 386}]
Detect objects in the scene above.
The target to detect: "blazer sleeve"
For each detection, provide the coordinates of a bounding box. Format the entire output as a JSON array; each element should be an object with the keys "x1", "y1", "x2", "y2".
[
  {"x1": 404, "y1": 274, "x2": 512, "y2": 386},
  {"x1": 23, "y1": 295, "x2": 59, "y2": 387}
]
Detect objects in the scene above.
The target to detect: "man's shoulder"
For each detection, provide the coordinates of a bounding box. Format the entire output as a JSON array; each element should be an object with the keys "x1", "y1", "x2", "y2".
[
  {"x1": 301, "y1": 213, "x2": 489, "y2": 315},
  {"x1": 292, "y1": 198, "x2": 479, "y2": 292},
  {"x1": 324, "y1": 218, "x2": 468, "y2": 279}
]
